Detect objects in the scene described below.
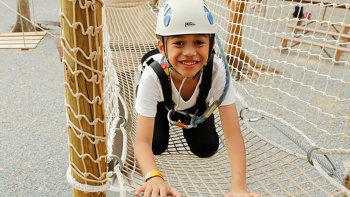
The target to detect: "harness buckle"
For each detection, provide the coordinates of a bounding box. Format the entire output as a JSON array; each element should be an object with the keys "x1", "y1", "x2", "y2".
[{"x1": 167, "y1": 109, "x2": 194, "y2": 129}]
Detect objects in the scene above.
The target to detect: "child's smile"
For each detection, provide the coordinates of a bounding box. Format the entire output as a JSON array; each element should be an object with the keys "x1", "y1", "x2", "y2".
[{"x1": 180, "y1": 60, "x2": 200, "y2": 69}]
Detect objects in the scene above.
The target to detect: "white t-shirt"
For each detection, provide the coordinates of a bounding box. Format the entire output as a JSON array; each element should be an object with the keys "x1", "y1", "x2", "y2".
[{"x1": 135, "y1": 54, "x2": 235, "y2": 117}]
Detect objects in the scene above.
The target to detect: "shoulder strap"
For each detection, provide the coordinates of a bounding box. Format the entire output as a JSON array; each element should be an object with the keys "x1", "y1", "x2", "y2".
[
  {"x1": 149, "y1": 61, "x2": 174, "y2": 109},
  {"x1": 141, "y1": 48, "x2": 159, "y2": 65},
  {"x1": 194, "y1": 52, "x2": 214, "y2": 108}
]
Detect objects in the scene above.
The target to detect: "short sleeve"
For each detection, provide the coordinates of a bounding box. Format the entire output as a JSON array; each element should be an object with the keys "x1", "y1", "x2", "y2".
[
  {"x1": 135, "y1": 66, "x2": 163, "y2": 117},
  {"x1": 210, "y1": 56, "x2": 235, "y2": 106}
]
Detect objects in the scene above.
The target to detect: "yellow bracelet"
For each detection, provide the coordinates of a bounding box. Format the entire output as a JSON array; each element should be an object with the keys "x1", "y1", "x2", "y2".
[{"x1": 144, "y1": 170, "x2": 164, "y2": 182}]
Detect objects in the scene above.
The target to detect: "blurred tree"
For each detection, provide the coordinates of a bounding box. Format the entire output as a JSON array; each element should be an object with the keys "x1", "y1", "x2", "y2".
[{"x1": 12, "y1": 0, "x2": 35, "y2": 32}]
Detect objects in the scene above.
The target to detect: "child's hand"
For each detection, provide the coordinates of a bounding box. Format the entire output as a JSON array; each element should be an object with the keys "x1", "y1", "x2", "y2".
[
  {"x1": 134, "y1": 177, "x2": 182, "y2": 197},
  {"x1": 224, "y1": 191, "x2": 261, "y2": 197}
]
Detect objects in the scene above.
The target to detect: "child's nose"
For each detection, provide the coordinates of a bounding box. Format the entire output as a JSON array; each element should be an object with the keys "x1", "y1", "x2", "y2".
[{"x1": 182, "y1": 45, "x2": 197, "y2": 56}]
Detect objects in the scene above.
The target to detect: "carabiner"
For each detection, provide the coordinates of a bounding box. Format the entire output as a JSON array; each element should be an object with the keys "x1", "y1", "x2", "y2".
[{"x1": 167, "y1": 109, "x2": 194, "y2": 129}]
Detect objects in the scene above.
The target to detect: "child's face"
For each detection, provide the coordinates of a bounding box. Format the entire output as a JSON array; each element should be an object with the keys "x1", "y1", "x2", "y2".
[{"x1": 158, "y1": 34, "x2": 210, "y2": 79}]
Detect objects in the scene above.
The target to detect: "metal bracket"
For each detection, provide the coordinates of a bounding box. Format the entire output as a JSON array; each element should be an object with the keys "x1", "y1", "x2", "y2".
[{"x1": 239, "y1": 107, "x2": 264, "y2": 122}]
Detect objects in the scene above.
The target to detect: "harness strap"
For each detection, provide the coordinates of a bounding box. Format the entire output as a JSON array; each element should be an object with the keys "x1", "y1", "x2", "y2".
[
  {"x1": 141, "y1": 48, "x2": 159, "y2": 65},
  {"x1": 193, "y1": 52, "x2": 214, "y2": 110},
  {"x1": 149, "y1": 61, "x2": 174, "y2": 109}
]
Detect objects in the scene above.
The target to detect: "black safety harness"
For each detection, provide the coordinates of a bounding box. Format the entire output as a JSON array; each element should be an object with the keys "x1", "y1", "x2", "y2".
[{"x1": 139, "y1": 48, "x2": 214, "y2": 127}]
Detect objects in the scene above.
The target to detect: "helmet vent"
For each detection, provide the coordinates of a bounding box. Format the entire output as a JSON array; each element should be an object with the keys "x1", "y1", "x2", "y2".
[
  {"x1": 204, "y1": 6, "x2": 214, "y2": 24},
  {"x1": 163, "y1": 6, "x2": 172, "y2": 27}
]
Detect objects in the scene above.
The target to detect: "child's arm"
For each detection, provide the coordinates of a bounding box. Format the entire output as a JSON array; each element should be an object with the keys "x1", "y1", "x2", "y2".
[
  {"x1": 219, "y1": 104, "x2": 261, "y2": 196},
  {"x1": 134, "y1": 114, "x2": 182, "y2": 197}
]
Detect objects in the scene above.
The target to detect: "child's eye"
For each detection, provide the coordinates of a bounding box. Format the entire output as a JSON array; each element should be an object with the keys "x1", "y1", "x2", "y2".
[
  {"x1": 173, "y1": 41, "x2": 184, "y2": 46},
  {"x1": 195, "y1": 40, "x2": 205, "y2": 45}
]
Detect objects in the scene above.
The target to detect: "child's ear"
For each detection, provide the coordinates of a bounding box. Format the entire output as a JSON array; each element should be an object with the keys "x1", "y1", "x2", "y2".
[{"x1": 157, "y1": 39, "x2": 166, "y2": 56}]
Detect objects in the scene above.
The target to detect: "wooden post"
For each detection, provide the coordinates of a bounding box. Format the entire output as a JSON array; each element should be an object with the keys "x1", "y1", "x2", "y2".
[
  {"x1": 335, "y1": 26, "x2": 350, "y2": 61},
  {"x1": 225, "y1": 0, "x2": 276, "y2": 79},
  {"x1": 225, "y1": 0, "x2": 247, "y2": 80},
  {"x1": 61, "y1": 0, "x2": 106, "y2": 197},
  {"x1": 151, "y1": 0, "x2": 158, "y2": 7}
]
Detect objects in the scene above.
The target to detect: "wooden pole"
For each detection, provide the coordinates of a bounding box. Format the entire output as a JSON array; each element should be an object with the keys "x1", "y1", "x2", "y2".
[
  {"x1": 225, "y1": 0, "x2": 276, "y2": 80},
  {"x1": 61, "y1": 0, "x2": 106, "y2": 197},
  {"x1": 151, "y1": 0, "x2": 158, "y2": 7}
]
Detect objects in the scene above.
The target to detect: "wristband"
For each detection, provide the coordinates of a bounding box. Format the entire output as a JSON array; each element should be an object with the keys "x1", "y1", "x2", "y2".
[{"x1": 144, "y1": 170, "x2": 164, "y2": 182}]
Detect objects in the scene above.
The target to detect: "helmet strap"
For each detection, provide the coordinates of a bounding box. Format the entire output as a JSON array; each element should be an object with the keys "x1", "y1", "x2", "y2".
[
  {"x1": 208, "y1": 34, "x2": 215, "y2": 58},
  {"x1": 161, "y1": 36, "x2": 168, "y2": 57}
]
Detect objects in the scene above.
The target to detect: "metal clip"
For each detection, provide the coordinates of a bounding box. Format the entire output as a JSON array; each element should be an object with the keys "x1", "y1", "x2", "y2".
[
  {"x1": 202, "y1": 100, "x2": 220, "y2": 119},
  {"x1": 167, "y1": 109, "x2": 194, "y2": 129}
]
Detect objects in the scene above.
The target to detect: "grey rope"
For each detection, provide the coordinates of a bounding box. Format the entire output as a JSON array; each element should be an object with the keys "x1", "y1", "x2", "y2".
[{"x1": 240, "y1": 108, "x2": 342, "y2": 181}]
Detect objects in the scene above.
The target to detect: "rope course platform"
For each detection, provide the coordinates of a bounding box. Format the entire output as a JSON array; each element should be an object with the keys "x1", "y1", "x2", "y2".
[{"x1": 0, "y1": 31, "x2": 46, "y2": 50}]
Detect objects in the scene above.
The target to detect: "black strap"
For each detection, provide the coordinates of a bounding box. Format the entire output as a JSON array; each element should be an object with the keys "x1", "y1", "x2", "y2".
[
  {"x1": 149, "y1": 61, "x2": 174, "y2": 108},
  {"x1": 136, "y1": 49, "x2": 160, "y2": 98},
  {"x1": 141, "y1": 48, "x2": 159, "y2": 65},
  {"x1": 193, "y1": 53, "x2": 214, "y2": 110}
]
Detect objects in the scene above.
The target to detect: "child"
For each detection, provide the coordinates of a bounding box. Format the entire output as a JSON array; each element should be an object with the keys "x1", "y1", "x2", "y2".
[{"x1": 134, "y1": 0, "x2": 261, "y2": 196}]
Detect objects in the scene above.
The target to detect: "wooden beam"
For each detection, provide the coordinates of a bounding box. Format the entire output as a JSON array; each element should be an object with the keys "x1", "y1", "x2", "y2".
[
  {"x1": 282, "y1": 0, "x2": 350, "y2": 9},
  {"x1": 287, "y1": 24, "x2": 350, "y2": 40},
  {"x1": 276, "y1": 35, "x2": 350, "y2": 52}
]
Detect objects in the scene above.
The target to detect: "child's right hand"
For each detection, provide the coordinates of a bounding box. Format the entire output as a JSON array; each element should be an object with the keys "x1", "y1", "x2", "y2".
[{"x1": 134, "y1": 177, "x2": 182, "y2": 197}]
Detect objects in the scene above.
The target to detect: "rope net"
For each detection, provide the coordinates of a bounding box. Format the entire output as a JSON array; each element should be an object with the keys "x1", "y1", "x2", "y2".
[{"x1": 87, "y1": 0, "x2": 350, "y2": 196}]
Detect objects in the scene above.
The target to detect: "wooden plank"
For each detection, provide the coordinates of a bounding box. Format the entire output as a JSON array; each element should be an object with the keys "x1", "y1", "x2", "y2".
[
  {"x1": 276, "y1": 34, "x2": 350, "y2": 52},
  {"x1": 0, "y1": 31, "x2": 46, "y2": 37},
  {"x1": 0, "y1": 36, "x2": 45, "y2": 41},
  {"x1": 0, "y1": 40, "x2": 40, "y2": 44},
  {"x1": 287, "y1": 24, "x2": 350, "y2": 40},
  {"x1": 0, "y1": 44, "x2": 38, "y2": 49},
  {"x1": 0, "y1": 31, "x2": 46, "y2": 49}
]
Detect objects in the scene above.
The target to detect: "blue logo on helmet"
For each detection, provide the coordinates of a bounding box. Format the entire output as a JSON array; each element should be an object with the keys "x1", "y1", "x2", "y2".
[
  {"x1": 163, "y1": 6, "x2": 172, "y2": 27},
  {"x1": 204, "y1": 6, "x2": 214, "y2": 25}
]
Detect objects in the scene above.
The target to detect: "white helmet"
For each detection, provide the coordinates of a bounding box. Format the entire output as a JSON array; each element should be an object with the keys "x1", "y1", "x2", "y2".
[{"x1": 156, "y1": 0, "x2": 216, "y2": 36}]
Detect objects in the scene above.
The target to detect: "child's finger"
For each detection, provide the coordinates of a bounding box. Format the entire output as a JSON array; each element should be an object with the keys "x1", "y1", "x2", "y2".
[
  {"x1": 134, "y1": 184, "x2": 146, "y2": 196},
  {"x1": 169, "y1": 187, "x2": 182, "y2": 197}
]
